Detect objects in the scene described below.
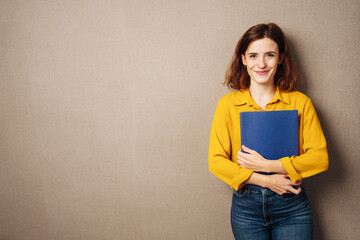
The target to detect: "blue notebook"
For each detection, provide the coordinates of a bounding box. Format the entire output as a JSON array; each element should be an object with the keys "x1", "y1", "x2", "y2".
[{"x1": 240, "y1": 110, "x2": 298, "y2": 187}]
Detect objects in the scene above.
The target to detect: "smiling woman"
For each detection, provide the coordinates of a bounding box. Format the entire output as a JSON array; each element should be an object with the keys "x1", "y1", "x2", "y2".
[
  {"x1": 208, "y1": 23, "x2": 328, "y2": 240},
  {"x1": 241, "y1": 38, "x2": 283, "y2": 90},
  {"x1": 224, "y1": 23, "x2": 297, "y2": 92}
]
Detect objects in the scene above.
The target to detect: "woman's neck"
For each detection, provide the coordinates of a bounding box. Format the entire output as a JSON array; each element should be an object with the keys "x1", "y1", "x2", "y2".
[{"x1": 249, "y1": 83, "x2": 276, "y2": 110}]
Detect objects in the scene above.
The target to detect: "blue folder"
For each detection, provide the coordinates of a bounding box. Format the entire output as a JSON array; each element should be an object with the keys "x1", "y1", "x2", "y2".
[{"x1": 240, "y1": 110, "x2": 298, "y2": 182}]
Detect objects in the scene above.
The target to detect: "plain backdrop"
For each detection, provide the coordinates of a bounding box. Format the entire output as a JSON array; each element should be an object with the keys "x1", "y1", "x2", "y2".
[{"x1": 1, "y1": 1, "x2": 359, "y2": 239}]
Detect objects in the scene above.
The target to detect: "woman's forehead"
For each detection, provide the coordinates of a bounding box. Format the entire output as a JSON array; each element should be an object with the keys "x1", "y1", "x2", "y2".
[{"x1": 246, "y1": 38, "x2": 279, "y2": 53}]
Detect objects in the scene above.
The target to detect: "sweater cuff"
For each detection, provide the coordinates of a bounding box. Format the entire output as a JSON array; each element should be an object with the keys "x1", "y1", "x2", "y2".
[
  {"x1": 279, "y1": 156, "x2": 302, "y2": 183},
  {"x1": 230, "y1": 168, "x2": 253, "y2": 191}
]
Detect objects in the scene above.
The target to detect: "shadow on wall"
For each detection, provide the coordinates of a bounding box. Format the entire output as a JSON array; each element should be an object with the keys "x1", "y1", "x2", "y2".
[
  {"x1": 308, "y1": 108, "x2": 342, "y2": 240},
  {"x1": 289, "y1": 37, "x2": 342, "y2": 240}
]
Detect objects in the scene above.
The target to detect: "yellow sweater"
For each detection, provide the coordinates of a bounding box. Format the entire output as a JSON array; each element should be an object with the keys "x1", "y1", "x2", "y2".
[{"x1": 208, "y1": 88, "x2": 329, "y2": 190}]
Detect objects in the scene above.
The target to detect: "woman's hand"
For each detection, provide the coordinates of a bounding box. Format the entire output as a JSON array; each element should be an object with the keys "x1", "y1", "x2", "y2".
[
  {"x1": 265, "y1": 174, "x2": 302, "y2": 195},
  {"x1": 237, "y1": 145, "x2": 268, "y2": 172}
]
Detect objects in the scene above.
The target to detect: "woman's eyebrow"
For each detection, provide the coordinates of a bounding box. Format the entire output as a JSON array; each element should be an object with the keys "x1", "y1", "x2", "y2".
[{"x1": 247, "y1": 51, "x2": 277, "y2": 55}]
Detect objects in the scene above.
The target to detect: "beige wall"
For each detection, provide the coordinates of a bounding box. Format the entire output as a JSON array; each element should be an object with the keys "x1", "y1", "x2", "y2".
[{"x1": 1, "y1": 1, "x2": 359, "y2": 239}]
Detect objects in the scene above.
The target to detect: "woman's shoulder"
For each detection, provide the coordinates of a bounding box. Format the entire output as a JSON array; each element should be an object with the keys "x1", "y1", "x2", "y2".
[
  {"x1": 288, "y1": 90, "x2": 312, "y2": 103},
  {"x1": 219, "y1": 91, "x2": 238, "y2": 101},
  {"x1": 218, "y1": 90, "x2": 249, "y2": 105},
  {"x1": 286, "y1": 90, "x2": 318, "y2": 110}
]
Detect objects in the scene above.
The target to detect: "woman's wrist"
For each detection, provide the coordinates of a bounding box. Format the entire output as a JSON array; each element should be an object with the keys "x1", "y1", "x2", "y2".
[
  {"x1": 245, "y1": 172, "x2": 270, "y2": 188},
  {"x1": 263, "y1": 160, "x2": 288, "y2": 174}
]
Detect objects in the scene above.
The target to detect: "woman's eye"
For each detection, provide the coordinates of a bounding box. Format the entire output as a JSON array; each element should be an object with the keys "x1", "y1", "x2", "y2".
[
  {"x1": 249, "y1": 55, "x2": 256, "y2": 58},
  {"x1": 267, "y1": 54, "x2": 275, "y2": 57}
]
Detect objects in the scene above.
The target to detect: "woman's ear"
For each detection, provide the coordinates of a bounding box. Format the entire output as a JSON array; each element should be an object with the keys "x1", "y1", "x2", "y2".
[
  {"x1": 278, "y1": 53, "x2": 285, "y2": 64},
  {"x1": 241, "y1": 54, "x2": 247, "y2": 66}
]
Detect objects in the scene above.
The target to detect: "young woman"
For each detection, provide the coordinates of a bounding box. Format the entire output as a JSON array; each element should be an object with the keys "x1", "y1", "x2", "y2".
[{"x1": 208, "y1": 23, "x2": 328, "y2": 240}]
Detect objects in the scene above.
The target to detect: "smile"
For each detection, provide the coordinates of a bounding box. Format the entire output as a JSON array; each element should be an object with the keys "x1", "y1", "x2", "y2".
[{"x1": 255, "y1": 70, "x2": 269, "y2": 76}]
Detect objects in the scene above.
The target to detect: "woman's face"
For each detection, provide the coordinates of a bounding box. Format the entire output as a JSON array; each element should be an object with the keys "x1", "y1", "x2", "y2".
[{"x1": 241, "y1": 38, "x2": 284, "y2": 87}]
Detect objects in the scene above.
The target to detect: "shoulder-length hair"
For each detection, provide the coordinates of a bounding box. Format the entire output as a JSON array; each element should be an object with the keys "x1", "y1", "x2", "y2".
[{"x1": 224, "y1": 23, "x2": 298, "y2": 91}]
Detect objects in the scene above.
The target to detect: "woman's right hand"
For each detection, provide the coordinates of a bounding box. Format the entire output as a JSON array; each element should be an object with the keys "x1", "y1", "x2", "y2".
[{"x1": 264, "y1": 174, "x2": 302, "y2": 195}]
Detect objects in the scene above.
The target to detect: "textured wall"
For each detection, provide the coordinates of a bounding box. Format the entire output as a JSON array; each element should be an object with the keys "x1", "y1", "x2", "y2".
[{"x1": 0, "y1": 1, "x2": 359, "y2": 239}]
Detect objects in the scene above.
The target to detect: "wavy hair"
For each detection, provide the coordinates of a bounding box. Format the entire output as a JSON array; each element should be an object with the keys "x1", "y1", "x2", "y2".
[{"x1": 224, "y1": 23, "x2": 298, "y2": 91}]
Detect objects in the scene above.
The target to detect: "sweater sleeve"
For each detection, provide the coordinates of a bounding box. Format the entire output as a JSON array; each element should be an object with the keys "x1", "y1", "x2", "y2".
[
  {"x1": 208, "y1": 98, "x2": 253, "y2": 190},
  {"x1": 279, "y1": 98, "x2": 329, "y2": 183}
]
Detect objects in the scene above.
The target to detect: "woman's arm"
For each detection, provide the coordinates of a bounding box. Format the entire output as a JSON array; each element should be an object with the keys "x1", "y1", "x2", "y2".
[
  {"x1": 279, "y1": 98, "x2": 328, "y2": 183},
  {"x1": 237, "y1": 145, "x2": 288, "y2": 174},
  {"x1": 209, "y1": 98, "x2": 253, "y2": 190},
  {"x1": 245, "y1": 172, "x2": 302, "y2": 195}
]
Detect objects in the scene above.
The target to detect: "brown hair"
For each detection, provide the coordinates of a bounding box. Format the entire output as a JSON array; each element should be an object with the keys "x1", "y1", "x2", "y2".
[{"x1": 224, "y1": 23, "x2": 298, "y2": 91}]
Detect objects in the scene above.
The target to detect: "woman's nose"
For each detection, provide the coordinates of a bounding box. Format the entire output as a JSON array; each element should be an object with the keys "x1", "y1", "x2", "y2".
[{"x1": 258, "y1": 58, "x2": 266, "y2": 68}]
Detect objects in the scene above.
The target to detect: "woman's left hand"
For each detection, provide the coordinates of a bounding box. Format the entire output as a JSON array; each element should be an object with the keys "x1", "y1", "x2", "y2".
[{"x1": 237, "y1": 145, "x2": 268, "y2": 172}]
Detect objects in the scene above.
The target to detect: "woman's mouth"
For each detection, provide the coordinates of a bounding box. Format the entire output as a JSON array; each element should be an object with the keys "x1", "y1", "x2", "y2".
[{"x1": 255, "y1": 70, "x2": 269, "y2": 76}]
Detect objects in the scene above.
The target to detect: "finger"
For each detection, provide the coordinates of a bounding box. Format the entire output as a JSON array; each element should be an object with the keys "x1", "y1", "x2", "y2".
[
  {"x1": 237, "y1": 154, "x2": 246, "y2": 161},
  {"x1": 237, "y1": 151, "x2": 250, "y2": 159},
  {"x1": 242, "y1": 145, "x2": 254, "y2": 153},
  {"x1": 237, "y1": 159, "x2": 246, "y2": 167},
  {"x1": 275, "y1": 188, "x2": 287, "y2": 195},
  {"x1": 273, "y1": 189, "x2": 283, "y2": 195},
  {"x1": 289, "y1": 186, "x2": 302, "y2": 195},
  {"x1": 237, "y1": 157, "x2": 244, "y2": 163},
  {"x1": 237, "y1": 161, "x2": 246, "y2": 168},
  {"x1": 294, "y1": 181, "x2": 302, "y2": 186},
  {"x1": 282, "y1": 175, "x2": 292, "y2": 180}
]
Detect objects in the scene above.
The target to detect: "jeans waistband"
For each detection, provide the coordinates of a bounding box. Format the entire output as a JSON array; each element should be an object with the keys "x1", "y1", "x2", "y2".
[
  {"x1": 241, "y1": 185, "x2": 303, "y2": 195},
  {"x1": 245, "y1": 183, "x2": 301, "y2": 189},
  {"x1": 241, "y1": 186, "x2": 273, "y2": 195}
]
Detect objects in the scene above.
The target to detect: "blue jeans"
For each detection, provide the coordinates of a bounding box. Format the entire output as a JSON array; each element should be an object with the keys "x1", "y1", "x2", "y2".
[{"x1": 231, "y1": 186, "x2": 313, "y2": 240}]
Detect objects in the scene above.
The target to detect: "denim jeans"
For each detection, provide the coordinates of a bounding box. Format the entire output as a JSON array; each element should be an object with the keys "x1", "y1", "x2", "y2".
[{"x1": 231, "y1": 186, "x2": 313, "y2": 240}]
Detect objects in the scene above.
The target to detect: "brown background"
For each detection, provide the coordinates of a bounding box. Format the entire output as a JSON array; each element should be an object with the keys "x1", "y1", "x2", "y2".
[{"x1": 1, "y1": 1, "x2": 359, "y2": 239}]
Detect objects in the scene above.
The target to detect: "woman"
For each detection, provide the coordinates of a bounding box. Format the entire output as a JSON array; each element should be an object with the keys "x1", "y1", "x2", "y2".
[{"x1": 208, "y1": 23, "x2": 328, "y2": 240}]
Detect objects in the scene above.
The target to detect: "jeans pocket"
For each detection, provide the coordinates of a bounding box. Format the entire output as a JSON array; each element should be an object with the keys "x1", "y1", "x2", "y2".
[
  {"x1": 276, "y1": 189, "x2": 304, "y2": 201},
  {"x1": 233, "y1": 188, "x2": 248, "y2": 198}
]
